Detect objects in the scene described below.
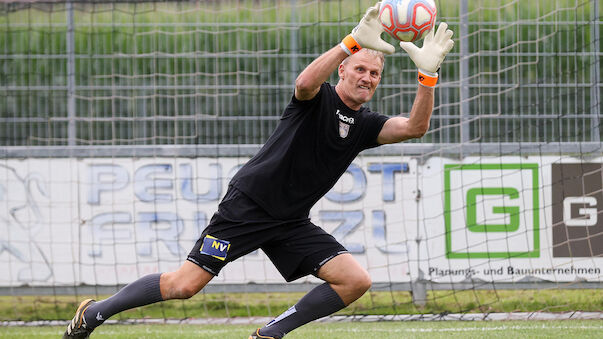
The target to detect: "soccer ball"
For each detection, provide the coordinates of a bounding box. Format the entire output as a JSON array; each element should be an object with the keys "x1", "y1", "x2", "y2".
[{"x1": 379, "y1": 0, "x2": 437, "y2": 42}]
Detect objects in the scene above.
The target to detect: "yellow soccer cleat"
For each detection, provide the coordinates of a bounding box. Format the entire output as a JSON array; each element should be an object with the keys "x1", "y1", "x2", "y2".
[
  {"x1": 62, "y1": 299, "x2": 96, "y2": 339},
  {"x1": 248, "y1": 328, "x2": 281, "y2": 339}
]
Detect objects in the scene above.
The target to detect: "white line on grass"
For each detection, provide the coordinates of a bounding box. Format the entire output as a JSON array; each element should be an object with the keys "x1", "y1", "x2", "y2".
[
  {"x1": 3, "y1": 312, "x2": 602, "y2": 327},
  {"x1": 319, "y1": 324, "x2": 603, "y2": 333},
  {"x1": 2, "y1": 324, "x2": 603, "y2": 337}
]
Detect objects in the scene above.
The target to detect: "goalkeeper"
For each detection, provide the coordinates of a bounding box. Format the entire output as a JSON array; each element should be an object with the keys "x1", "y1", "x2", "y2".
[{"x1": 63, "y1": 2, "x2": 454, "y2": 339}]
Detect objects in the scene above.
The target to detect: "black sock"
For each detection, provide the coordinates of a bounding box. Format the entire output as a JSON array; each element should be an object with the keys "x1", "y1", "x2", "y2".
[
  {"x1": 259, "y1": 283, "x2": 346, "y2": 338},
  {"x1": 83, "y1": 273, "x2": 163, "y2": 328}
]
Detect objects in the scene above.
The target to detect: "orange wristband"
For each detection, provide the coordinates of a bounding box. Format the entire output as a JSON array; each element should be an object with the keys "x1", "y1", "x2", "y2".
[
  {"x1": 418, "y1": 70, "x2": 439, "y2": 87},
  {"x1": 340, "y1": 34, "x2": 362, "y2": 55}
]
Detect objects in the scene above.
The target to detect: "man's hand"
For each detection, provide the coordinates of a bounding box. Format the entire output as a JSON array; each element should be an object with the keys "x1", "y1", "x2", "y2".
[
  {"x1": 340, "y1": 2, "x2": 395, "y2": 55},
  {"x1": 399, "y1": 22, "x2": 454, "y2": 87}
]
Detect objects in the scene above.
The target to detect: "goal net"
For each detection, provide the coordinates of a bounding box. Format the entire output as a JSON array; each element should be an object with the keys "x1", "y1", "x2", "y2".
[{"x1": 0, "y1": 0, "x2": 601, "y2": 323}]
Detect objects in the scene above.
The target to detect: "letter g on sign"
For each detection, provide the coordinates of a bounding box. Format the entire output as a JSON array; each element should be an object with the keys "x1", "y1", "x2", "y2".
[{"x1": 563, "y1": 196, "x2": 598, "y2": 227}]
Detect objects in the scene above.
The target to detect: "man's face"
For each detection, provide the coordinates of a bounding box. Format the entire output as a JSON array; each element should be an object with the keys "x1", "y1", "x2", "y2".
[{"x1": 337, "y1": 50, "x2": 383, "y2": 107}]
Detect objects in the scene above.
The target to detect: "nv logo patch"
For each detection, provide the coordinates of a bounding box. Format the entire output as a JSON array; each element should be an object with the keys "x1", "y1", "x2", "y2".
[{"x1": 200, "y1": 235, "x2": 231, "y2": 261}]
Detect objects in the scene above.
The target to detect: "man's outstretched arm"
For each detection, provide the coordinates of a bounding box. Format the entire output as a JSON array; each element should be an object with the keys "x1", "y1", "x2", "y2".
[
  {"x1": 295, "y1": 2, "x2": 394, "y2": 101},
  {"x1": 378, "y1": 22, "x2": 455, "y2": 144},
  {"x1": 378, "y1": 85, "x2": 435, "y2": 144},
  {"x1": 295, "y1": 46, "x2": 349, "y2": 101}
]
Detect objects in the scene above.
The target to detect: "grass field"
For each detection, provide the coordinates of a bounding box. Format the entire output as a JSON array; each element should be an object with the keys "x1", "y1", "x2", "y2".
[
  {"x1": 2, "y1": 290, "x2": 601, "y2": 338},
  {"x1": 1, "y1": 320, "x2": 602, "y2": 339},
  {"x1": 2, "y1": 289, "x2": 602, "y2": 321}
]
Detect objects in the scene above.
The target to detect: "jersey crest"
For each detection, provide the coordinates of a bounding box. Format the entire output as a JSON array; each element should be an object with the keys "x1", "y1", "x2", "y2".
[
  {"x1": 339, "y1": 121, "x2": 350, "y2": 138},
  {"x1": 335, "y1": 109, "x2": 354, "y2": 138}
]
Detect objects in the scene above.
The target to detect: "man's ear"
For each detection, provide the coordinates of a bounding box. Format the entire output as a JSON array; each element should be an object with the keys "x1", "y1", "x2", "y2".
[{"x1": 338, "y1": 63, "x2": 345, "y2": 80}]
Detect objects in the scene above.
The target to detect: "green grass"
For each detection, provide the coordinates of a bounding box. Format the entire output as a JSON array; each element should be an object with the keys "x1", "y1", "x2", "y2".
[
  {"x1": 1, "y1": 289, "x2": 602, "y2": 322},
  {"x1": 1, "y1": 320, "x2": 602, "y2": 339}
]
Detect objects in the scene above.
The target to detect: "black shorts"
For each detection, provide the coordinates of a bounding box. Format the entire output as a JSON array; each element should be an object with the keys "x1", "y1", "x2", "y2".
[{"x1": 187, "y1": 186, "x2": 348, "y2": 282}]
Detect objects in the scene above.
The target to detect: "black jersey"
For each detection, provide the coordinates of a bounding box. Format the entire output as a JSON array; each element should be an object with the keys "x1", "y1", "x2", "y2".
[{"x1": 230, "y1": 82, "x2": 389, "y2": 219}]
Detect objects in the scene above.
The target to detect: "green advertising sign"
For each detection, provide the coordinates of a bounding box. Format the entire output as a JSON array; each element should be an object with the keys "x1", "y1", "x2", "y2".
[{"x1": 444, "y1": 163, "x2": 540, "y2": 259}]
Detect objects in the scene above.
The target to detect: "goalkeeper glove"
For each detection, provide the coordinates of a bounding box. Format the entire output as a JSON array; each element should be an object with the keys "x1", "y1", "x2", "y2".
[
  {"x1": 340, "y1": 2, "x2": 395, "y2": 56},
  {"x1": 399, "y1": 22, "x2": 455, "y2": 87}
]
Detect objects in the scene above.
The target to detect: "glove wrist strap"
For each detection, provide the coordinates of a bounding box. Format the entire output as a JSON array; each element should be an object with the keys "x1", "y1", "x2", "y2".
[
  {"x1": 340, "y1": 34, "x2": 362, "y2": 55},
  {"x1": 417, "y1": 69, "x2": 439, "y2": 87}
]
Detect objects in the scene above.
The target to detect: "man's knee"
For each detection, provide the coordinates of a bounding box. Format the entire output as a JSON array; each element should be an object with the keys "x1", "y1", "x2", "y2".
[
  {"x1": 160, "y1": 271, "x2": 199, "y2": 299},
  {"x1": 348, "y1": 269, "x2": 372, "y2": 296},
  {"x1": 174, "y1": 282, "x2": 200, "y2": 300},
  {"x1": 160, "y1": 262, "x2": 213, "y2": 300}
]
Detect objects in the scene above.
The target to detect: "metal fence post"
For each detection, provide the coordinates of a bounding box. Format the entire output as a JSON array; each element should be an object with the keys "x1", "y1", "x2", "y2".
[
  {"x1": 66, "y1": 1, "x2": 76, "y2": 146},
  {"x1": 412, "y1": 159, "x2": 427, "y2": 306},
  {"x1": 591, "y1": 0, "x2": 600, "y2": 142},
  {"x1": 290, "y1": 0, "x2": 298, "y2": 84},
  {"x1": 460, "y1": 0, "x2": 470, "y2": 145}
]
